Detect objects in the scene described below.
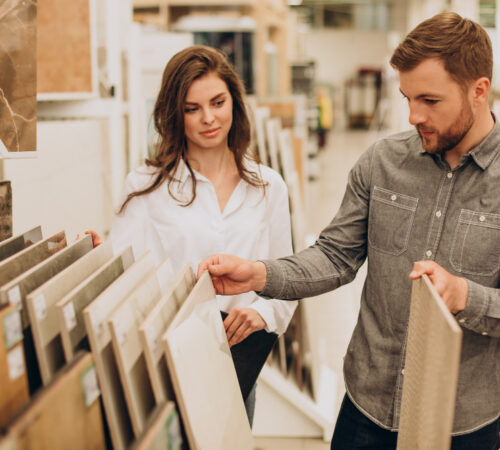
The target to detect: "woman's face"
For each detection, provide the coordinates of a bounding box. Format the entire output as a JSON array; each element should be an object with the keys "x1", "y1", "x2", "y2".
[{"x1": 183, "y1": 72, "x2": 233, "y2": 154}]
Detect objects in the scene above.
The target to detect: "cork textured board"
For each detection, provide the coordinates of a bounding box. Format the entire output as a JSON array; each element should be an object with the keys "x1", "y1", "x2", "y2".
[
  {"x1": 397, "y1": 275, "x2": 462, "y2": 450},
  {"x1": 3, "y1": 351, "x2": 106, "y2": 450}
]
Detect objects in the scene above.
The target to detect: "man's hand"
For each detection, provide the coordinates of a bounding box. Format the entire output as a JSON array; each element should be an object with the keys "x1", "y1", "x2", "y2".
[
  {"x1": 223, "y1": 308, "x2": 266, "y2": 347},
  {"x1": 409, "y1": 260, "x2": 468, "y2": 314},
  {"x1": 76, "y1": 229, "x2": 103, "y2": 248},
  {"x1": 197, "y1": 254, "x2": 267, "y2": 295}
]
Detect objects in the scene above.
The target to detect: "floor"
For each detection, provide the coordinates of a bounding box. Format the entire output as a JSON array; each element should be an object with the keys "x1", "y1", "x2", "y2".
[{"x1": 253, "y1": 127, "x2": 390, "y2": 450}]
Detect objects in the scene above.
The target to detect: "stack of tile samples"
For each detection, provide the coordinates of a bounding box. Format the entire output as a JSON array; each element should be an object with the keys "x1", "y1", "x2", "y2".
[{"x1": 0, "y1": 227, "x2": 254, "y2": 450}]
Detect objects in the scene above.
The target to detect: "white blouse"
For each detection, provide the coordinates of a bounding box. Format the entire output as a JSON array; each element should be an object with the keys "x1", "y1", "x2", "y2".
[{"x1": 110, "y1": 158, "x2": 297, "y2": 335}]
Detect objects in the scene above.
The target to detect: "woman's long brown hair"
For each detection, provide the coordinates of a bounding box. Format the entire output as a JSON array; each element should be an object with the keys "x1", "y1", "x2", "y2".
[{"x1": 119, "y1": 45, "x2": 265, "y2": 213}]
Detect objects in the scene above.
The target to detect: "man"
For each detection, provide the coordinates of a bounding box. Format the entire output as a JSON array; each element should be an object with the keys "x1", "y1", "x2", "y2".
[{"x1": 199, "y1": 12, "x2": 500, "y2": 450}]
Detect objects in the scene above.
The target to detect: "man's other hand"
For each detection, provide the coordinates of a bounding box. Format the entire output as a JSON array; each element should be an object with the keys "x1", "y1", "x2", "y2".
[
  {"x1": 197, "y1": 254, "x2": 267, "y2": 295},
  {"x1": 409, "y1": 260, "x2": 468, "y2": 314}
]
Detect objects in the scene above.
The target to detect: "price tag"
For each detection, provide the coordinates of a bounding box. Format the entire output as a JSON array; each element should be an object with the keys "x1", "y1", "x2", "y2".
[
  {"x1": 34, "y1": 294, "x2": 47, "y2": 321},
  {"x1": 81, "y1": 364, "x2": 100, "y2": 407},
  {"x1": 63, "y1": 302, "x2": 77, "y2": 331},
  {"x1": 8, "y1": 285, "x2": 21, "y2": 307},
  {"x1": 3, "y1": 310, "x2": 23, "y2": 349},
  {"x1": 7, "y1": 346, "x2": 25, "y2": 381}
]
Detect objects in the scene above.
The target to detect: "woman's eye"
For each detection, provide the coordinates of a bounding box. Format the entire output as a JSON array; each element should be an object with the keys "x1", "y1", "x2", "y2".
[
  {"x1": 184, "y1": 107, "x2": 198, "y2": 113},
  {"x1": 214, "y1": 99, "x2": 225, "y2": 107}
]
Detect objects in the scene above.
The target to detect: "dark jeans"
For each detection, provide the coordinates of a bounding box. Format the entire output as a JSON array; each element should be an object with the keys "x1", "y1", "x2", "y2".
[{"x1": 331, "y1": 394, "x2": 500, "y2": 450}]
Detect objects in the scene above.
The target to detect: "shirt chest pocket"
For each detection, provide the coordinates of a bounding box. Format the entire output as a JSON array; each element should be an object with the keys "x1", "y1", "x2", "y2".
[
  {"x1": 450, "y1": 209, "x2": 500, "y2": 276},
  {"x1": 368, "y1": 186, "x2": 418, "y2": 256}
]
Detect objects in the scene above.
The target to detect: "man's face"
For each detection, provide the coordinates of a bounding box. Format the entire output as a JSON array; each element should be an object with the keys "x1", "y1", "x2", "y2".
[{"x1": 399, "y1": 58, "x2": 474, "y2": 155}]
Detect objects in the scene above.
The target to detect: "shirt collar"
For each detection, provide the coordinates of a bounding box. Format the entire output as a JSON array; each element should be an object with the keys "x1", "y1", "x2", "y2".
[
  {"x1": 468, "y1": 113, "x2": 500, "y2": 170},
  {"x1": 419, "y1": 112, "x2": 500, "y2": 171}
]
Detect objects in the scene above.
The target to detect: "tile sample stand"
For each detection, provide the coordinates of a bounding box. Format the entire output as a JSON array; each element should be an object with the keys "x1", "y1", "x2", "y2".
[
  {"x1": 163, "y1": 272, "x2": 253, "y2": 450},
  {"x1": 83, "y1": 251, "x2": 155, "y2": 450},
  {"x1": 130, "y1": 402, "x2": 183, "y2": 450},
  {"x1": 140, "y1": 265, "x2": 195, "y2": 404},
  {"x1": 108, "y1": 257, "x2": 173, "y2": 437},
  {"x1": 0, "y1": 231, "x2": 66, "y2": 295},
  {"x1": 0, "y1": 304, "x2": 29, "y2": 428},
  {"x1": 0, "y1": 231, "x2": 68, "y2": 393},
  {"x1": 2, "y1": 351, "x2": 106, "y2": 450},
  {"x1": 56, "y1": 245, "x2": 131, "y2": 363},
  {"x1": 0, "y1": 226, "x2": 43, "y2": 262},
  {"x1": 26, "y1": 239, "x2": 113, "y2": 385},
  {"x1": 397, "y1": 275, "x2": 463, "y2": 450}
]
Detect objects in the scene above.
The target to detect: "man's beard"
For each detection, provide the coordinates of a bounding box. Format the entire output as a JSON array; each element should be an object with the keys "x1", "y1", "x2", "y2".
[{"x1": 417, "y1": 99, "x2": 474, "y2": 155}]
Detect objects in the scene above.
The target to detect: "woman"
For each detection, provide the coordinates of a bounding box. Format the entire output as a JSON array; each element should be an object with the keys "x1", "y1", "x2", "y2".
[{"x1": 100, "y1": 45, "x2": 296, "y2": 423}]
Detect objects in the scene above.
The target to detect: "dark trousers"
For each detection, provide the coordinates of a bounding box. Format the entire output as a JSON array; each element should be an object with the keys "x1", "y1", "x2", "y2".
[{"x1": 331, "y1": 394, "x2": 500, "y2": 450}]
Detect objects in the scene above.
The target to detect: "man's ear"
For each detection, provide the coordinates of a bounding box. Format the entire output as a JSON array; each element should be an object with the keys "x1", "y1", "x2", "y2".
[{"x1": 471, "y1": 77, "x2": 490, "y2": 105}]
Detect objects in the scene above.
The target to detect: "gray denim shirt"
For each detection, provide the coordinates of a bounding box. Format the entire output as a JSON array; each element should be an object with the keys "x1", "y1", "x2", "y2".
[{"x1": 261, "y1": 120, "x2": 500, "y2": 434}]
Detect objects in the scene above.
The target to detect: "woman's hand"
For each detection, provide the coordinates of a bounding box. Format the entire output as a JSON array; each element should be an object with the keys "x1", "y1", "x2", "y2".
[
  {"x1": 76, "y1": 229, "x2": 103, "y2": 248},
  {"x1": 223, "y1": 307, "x2": 266, "y2": 347}
]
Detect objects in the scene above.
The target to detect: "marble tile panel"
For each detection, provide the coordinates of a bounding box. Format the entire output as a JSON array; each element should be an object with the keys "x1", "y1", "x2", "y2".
[{"x1": 0, "y1": 0, "x2": 36, "y2": 152}]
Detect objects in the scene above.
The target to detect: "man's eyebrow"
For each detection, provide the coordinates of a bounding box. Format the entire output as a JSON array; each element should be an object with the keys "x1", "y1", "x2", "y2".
[
  {"x1": 184, "y1": 92, "x2": 227, "y2": 105},
  {"x1": 399, "y1": 88, "x2": 441, "y2": 99}
]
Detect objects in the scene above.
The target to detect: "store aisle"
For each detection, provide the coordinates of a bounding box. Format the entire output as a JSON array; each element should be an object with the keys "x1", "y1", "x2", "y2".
[{"x1": 254, "y1": 128, "x2": 386, "y2": 450}]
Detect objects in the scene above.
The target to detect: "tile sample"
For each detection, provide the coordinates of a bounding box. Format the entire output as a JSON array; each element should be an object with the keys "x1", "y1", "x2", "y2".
[
  {"x1": 140, "y1": 265, "x2": 195, "y2": 404},
  {"x1": 27, "y1": 239, "x2": 113, "y2": 385},
  {"x1": 0, "y1": 181, "x2": 12, "y2": 241},
  {"x1": 55, "y1": 245, "x2": 131, "y2": 363},
  {"x1": 130, "y1": 402, "x2": 183, "y2": 450},
  {"x1": 0, "y1": 0, "x2": 37, "y2": 153},
  {"x1": 109, "y1": 257, "x2": 173, "y2": 436},
  {"x1": 397, "y1": 275, "x2": 463, "y2": 450},
  {"x1": 0, "y1": 231, "x2": 66, "y2": 293},
  {"x1": 37, "y1": 0, "x2": 94, "y2": 94},
  {"x1": 0, "y1": 226, "x2": 42, "y2": 262},
  {"x1": 83, "y1": 251, "x2": 155, "y2": 450},
  {"x1": 163, "y1": 272, "x2": 254, "y2": 450},
  {"x1": 0, "y1": 234, "x2": 90, "y2": 393},
  {"x1": 3, "y1": 351, "x2": 106, "y2": 450},
  {"x1": 0, "y1": 304, "x2": 29, "y2": 428}
]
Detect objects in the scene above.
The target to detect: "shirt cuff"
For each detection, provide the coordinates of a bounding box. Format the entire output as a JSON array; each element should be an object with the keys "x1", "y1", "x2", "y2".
[
  {"x1": 455, "y1": 279, "x2": 489, "y2": 327},
  {"x1": 259, "y1": 259, "x2": 287, "y2": 299},
  {"x1": 248, "y1": 299, "x2": 278, "y2": 334}
]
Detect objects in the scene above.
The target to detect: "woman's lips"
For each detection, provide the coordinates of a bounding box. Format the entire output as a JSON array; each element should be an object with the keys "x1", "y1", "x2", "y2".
[{"x1": 200, "y1": 128, "x2": 220, "y2": 138}]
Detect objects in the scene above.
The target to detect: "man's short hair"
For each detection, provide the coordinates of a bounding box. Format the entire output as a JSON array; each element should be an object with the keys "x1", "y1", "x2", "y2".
[{"x1": 390, "y1": 12, "x2": 493, "y2": 89}]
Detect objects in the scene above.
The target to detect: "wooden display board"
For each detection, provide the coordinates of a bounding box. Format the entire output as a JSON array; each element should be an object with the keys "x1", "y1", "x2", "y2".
[
  {"x1": 56, "y1": 245, "x2": 132, "y2": 364},
  {"x1": 0, "y1": 226, "x2": 42, "y2": 262},
  {"x1": 397, "y1": 275, "x2": 463, "y2": 450},
  {"x1": 37, "y1": 0, "x2": 97, "y2": 98},
  {"x1": 2, "y1": 351, "x2": 106, "y2": 450},
  {"x1": 26, "y1": 239, "x2": 113, "y2": 385},
  {"x1": 108, "y1": 257, "x2": 173, "y2": 437},
  {"x1": 163, "y1": 272, "x2": 253, "y2": 450},
  {"x1": 130, "y1": 402, "x2": 183, "y2": 450},
  {"x1": 0, "y1": 304, "x2": 29, "y2": 428},
  {"x1": 140, "y1": 265, "x2": 195, "y2": 405},
  {"x1": 83, "y1": 251, "x2": 155, "y2": 450}
]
